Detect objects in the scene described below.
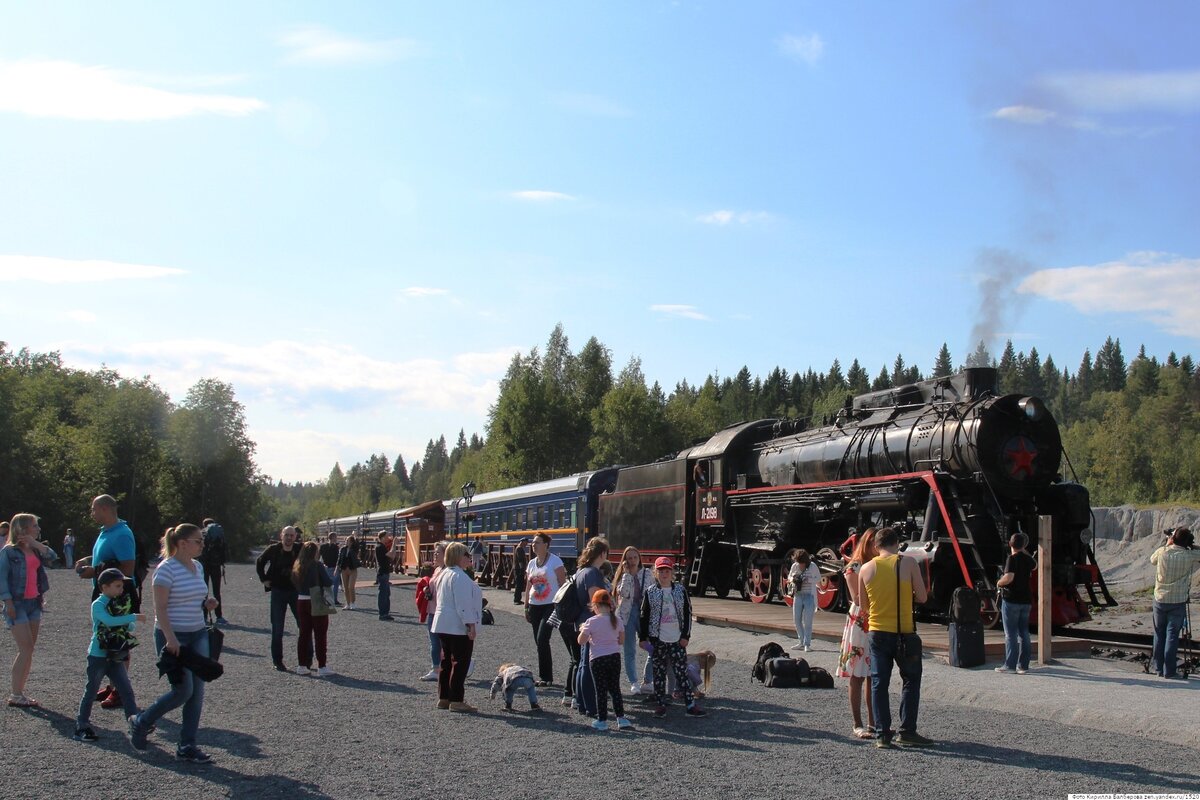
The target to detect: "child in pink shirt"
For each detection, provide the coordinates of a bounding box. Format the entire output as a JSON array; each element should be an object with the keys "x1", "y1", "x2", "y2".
[{"x1": 577, "y1": 589, "x2": 632, "y2": 731}]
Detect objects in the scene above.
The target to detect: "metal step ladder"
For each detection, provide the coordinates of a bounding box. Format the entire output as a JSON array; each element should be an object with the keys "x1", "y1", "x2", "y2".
[{"x1": 688, "y1": 537, "x2": 706, "y2": 590}]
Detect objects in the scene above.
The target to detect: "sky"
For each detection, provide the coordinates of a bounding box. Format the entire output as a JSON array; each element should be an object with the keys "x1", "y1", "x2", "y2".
[{"x1": 1, "y1": 2, "x2": 1198, "y2": 484}]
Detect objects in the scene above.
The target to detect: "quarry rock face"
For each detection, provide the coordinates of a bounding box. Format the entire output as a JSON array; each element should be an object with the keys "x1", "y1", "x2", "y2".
[{"x1": 1089, "y1": 506, "x2": 1200, "y2": 542}]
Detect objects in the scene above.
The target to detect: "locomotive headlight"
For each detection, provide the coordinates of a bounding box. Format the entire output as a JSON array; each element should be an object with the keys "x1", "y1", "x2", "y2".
[{"x1": 1018, "y1": 396, "x2": 1046, "y2": 422}]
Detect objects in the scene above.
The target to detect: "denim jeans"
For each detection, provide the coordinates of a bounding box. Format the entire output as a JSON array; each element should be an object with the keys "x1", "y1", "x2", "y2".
[
  {"x1": 503, "y1": 674, "x2": 539, "y2": 707},
  {"x1": 622, "y1": 612, "x2": 641, "y2": 685},
  {"x1": 270, "y1": 587, "x2": 299, "y2": 666},
  {"x1": 1152, "y1": 600, "x2": 1187, "y2": 677},
  {"x1": 1001, "y1": 600, "x2": 1032, "y2": 670},
  {"x1": 793, "y1": 593, "x2": 816, "y2": 647},
  {"x1": 574, "y1": 641, "x2": 596, "y2": 716},
  {"x1": 377, "y1": 574, "x2": 391, "y2": 618},
  {"x1": 868, "y1": 631, "x2": 923, "y2": 736},
  {"x1": 426, "y1": 616, "x2": 440, "y2": 670},
  {"x1": 77, "y1": 655, "x2": 137, "y2": 728},
  {"x1": 136, "y1": 628, "x2": 209, "y2": 748},
  {"x1": 323, "y1": 565, "x2": 339, "y2": 604}
]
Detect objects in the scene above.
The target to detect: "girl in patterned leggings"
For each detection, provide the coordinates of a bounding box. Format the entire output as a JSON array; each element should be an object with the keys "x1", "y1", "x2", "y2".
[
  {"x1": 577, "y1": 589, "x2": 632, "y2": 731},
  {"x1": 639, "y1": 557, "x2": 707, "y2": 718}
]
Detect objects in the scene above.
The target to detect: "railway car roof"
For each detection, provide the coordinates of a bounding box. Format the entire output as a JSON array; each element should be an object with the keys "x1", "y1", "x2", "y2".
[
  {"x1": 450, "y1": 472, "x2": 601, "y2": 508},
  {"x1": 688, "y1": 419, "x2": 779, "y2": 459}
]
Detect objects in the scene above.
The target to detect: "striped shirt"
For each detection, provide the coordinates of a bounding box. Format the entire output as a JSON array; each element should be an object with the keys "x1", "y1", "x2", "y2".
[
  {"x1": 1151, "y1": 545, "x2": 1200, "y2": 604},
  {"x1": 153, "y1": 557, "x2": 209, "y2": 633}
]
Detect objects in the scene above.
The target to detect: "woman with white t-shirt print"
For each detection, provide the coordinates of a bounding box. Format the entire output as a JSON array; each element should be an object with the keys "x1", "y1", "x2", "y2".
[
  {"x1": 523, "y1": 533, "x2": 565, "y2": 687},
  {"x1": 639, "y1": 557, "x2": 705, "y2": 718}
]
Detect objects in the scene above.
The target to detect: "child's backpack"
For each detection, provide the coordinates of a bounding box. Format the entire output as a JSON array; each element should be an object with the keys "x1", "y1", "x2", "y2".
[
  {"x1": 803, "y1": 666, "x2": 835, "y2": 689},
  {"x1": 950, "y1": 586, "x2": 981, "y2": 624},
  {"x1": 481, "y1": 607, "x2": 495, "y2": 625},
  {"x1": 751, "y1": 641, "x2": 787, "y2": 682},
  {"x1": 765, "y1": 657, "x2": 809, "y2": 688}
]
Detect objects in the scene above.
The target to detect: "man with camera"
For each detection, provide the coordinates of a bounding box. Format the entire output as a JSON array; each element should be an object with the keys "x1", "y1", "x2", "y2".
[{"x1": 1150, "y1": 527, "x2": 1199, "y2": 680}]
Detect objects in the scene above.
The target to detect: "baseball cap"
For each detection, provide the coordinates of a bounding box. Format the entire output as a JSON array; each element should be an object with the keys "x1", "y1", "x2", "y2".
[{"x1": 654, "y1": 557, "x2": 674, "y2": 570}]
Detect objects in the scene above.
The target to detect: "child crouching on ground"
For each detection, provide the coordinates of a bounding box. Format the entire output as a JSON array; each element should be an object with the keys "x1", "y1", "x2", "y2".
[
  {"x1": 578, "y1": 589, "x2": 632, "y2": 731},
  {"x1": 490, "y1": 663, "x2": 541, "y2": 712},
  {"x1": 74, "y1": 568, "x2": 145, "y2": 741}
]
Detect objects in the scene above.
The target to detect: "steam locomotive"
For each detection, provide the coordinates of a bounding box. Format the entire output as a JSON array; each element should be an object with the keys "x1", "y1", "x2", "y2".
[
  {"x1": 319, "y1": 367, "x2": 1115, "y2": 627},
  {"x1": 596, "y1": 367, "x2": 1115, "y2": 627}
]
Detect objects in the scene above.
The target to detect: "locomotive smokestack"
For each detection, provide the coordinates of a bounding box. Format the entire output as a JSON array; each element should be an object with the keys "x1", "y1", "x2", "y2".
[{"x1": 963, "y1": 367, "x2": 998, "y2": 399}]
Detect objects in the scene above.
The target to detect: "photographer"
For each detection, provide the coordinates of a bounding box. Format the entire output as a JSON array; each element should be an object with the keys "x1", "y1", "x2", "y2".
[{"x1": 1150, "y1": 527, "x2": 1199, "y2": 680}]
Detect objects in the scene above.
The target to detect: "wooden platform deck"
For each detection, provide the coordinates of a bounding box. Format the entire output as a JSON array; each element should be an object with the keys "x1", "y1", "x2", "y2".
[{"x1": 690, "y1": 597, "x2": 1092, "y2": 656}]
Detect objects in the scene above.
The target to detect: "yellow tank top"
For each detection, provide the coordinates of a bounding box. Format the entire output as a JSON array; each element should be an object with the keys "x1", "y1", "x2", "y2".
[{"x1": 865, "y1": 554, "x2": 915, "y2": 634}]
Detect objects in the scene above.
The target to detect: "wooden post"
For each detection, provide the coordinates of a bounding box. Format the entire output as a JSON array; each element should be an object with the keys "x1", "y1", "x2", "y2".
[{"x1": 1038, "y1": 515, "x2": 1053, "y2": 665}]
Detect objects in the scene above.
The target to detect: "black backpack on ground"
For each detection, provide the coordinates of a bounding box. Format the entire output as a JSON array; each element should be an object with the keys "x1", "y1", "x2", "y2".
[
  {"x1": 950, "y1": 586, "x2": 981, "y2": 624},
  {"x1": 752, "y1": 641, "x2": 787, "y2": 683},
  {"x1": 765, "y1": 657, "x2": 809, "y2": 688},
  {"x1": 804, "y1": 666, "x2": 835, "y2": 688}
]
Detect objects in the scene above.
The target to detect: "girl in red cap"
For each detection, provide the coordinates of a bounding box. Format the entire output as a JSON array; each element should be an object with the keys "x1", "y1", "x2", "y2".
[
  {"x1": 577, "y1": 588, "x2": 632, "y2": 731},
  {"x1": 639, "y1": 557, "x2": 706, "y2": 717}
]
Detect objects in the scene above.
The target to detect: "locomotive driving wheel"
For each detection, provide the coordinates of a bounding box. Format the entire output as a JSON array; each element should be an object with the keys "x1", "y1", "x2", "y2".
[
  {"x1": 816, "y1": 573, "x2": 848, "y2": 613},
  {"x1": 741, "y1": 551, "x2": 775, "y2": 604},
  {"x1": 979, "y1": 590, "x2": 1002, "y2": 629}
]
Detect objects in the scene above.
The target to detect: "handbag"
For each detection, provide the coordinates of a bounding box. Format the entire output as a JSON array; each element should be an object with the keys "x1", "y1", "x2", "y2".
[
  {"x1": 205, "y1": 609, "x2": 224, "y2": 662},
  {"x1": 310, "y1": 584, "x2": 338, "y2": 617}
]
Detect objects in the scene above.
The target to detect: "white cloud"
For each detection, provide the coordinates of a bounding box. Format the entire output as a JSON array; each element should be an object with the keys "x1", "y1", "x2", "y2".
[
  {"x1": 1018, "y1": 252, "x2": 1200, "y2": 338},
  {"x1": 63, "y1": 310, "x2": 98, "y2": 323},
  {"x1": 278, "y1": 25, "x2": 428, "y2": 65},
  {"x1": 778, "y1": 33, "x2": 825, "y2": 65},
  {"x1": 551, "y1": 92, "x2": 632, "y2": 118},
  {"x1": 62, "y1": 338, "x2": 523, "y2": 415},
  {"x1": 0, "y1": 59, "x2": 265, "y2": 121},
  {"x1": 1037, "y1": 70, "x2": 1200, "y2": 114},
  {"x1": 510, "y1": 190, "x2": 576, "y2": 202},
  {"x1": 0, "y1": 255, "x2": 187, "y2": 283},
  {"x1": 250, "y1": 428, "x2": 421, "y2": 484},
  {"x1": 697, "y1": 209, "x2": 772, "y2": 226},
  {"x1": 990, "y1": 105, "x2": 1098, "y2": 131},
  {"x1": 650, "y1": 304, "x2": 710, "y2": 321},
  {"x1": 400, "y1": 286, "x2": 450, "y2": 298}
]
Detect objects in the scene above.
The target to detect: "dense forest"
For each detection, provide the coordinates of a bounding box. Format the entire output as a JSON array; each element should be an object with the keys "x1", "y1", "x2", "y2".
[
  {"x1": 269, "y1": 324, "x2": 1200, "y2": 534},
  {"x1": 5, "y1": 327, "x2": 1198, "y2": 556},
  {"x1": 0, "y1": 343, "x2": 270, "y2": 559}
]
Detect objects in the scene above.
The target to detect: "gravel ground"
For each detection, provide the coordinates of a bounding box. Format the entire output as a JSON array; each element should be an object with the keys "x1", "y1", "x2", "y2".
[{"x1": 4, "y1": 564, "x2": 1199, "y2": 800}]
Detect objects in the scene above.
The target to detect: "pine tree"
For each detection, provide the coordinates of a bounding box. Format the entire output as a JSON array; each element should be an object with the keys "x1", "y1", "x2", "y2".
[
  {"x1": 872, "y1": 366, "x2": 892, "y2": 391},
  {"x1": 932, "y1": 344, "x2": 953, "y2": 378},
  {"x1": 846, "y1": 359, "x2": 871, "y2": 394}
]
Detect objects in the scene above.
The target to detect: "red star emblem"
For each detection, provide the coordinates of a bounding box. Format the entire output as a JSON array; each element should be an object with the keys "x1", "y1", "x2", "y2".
[{"x1": 1005, "y1": 436, "x2": 1037, "y2": 479}]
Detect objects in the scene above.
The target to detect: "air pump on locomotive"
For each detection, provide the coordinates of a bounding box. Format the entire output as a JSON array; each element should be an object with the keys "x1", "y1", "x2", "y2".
[{"x1": 596, "y1": 367, "x2": 1115, "y2": 628}]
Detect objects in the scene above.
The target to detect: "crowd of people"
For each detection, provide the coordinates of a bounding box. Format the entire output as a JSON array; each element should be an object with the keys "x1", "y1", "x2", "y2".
[{"x1": 3, "y1": 499, "x2": 1197, "y2": 760}]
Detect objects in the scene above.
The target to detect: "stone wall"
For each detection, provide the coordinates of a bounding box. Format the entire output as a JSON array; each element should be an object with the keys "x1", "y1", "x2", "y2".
[{"x1": 1089, "y1": 506, "x2": 1200, "y2": 542}]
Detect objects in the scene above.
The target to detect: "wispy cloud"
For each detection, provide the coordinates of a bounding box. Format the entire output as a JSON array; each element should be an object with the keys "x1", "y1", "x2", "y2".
[
  {"x1": 650, "y1": 304, "x2": 710, "y2": 321},
  {"x1": 0, "y1": 255, "x2": 186, "y2": 283},
  {"x1": 510, "y1": 190, "x2": 576, "y2": 202},
  {"x1": 697, "y1": 210, "x2": 773, "y2": 226},
  {"x1": 777, "y1": 33, "x2": 825, "y2": 65},
  {"x1": 400, "y1": 286, "x2": 450, "y2": 298},
  {"x1": 0, "y1": 59, "x2": 265, "y2": 121},
  {"x1": 991, "y1": 104, "x2": 1099, "y2": 131},
  {"x1": 250, "y1": 428, "x2": 424, "y2": 484},
  {"x1": 62, "y1": 339, "x2": 523, "y2": 415},
  {"x1": 1038, "y1": 70, "x2": 1200, "y2": 114},
  {"x1": 63, "y1": 310, "x2": 98, "y2": 323},
  {"x1": 1018, "y1": 252, "x2": 1200, "y2": 338},
  {"x1": 551, "y1": 91, "x2": 632, "y2": 118},
  {"x1": 277, "y1": 25, "x2": 429, "y2": 65}
]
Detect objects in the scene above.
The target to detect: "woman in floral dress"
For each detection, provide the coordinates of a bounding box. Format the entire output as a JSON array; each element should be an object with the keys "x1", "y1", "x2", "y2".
[{"x1": 836, "y1": 527, "x2": 878, "y2": 739}]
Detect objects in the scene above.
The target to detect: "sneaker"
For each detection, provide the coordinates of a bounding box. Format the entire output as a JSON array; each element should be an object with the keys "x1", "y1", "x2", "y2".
[
  {"x1": 504, "y1": 704, "x2": 515, "y2": 712},
  {"x1": 448, "y1": 701, "x2": 478, "y2": 713},
  {"x1": 616, "y1": 716, "x2": 633, "y2": 730},
  {"x1": 803, "y1": 645, "x2": 811, "y2": 652},
  {"x1": 309, "y1": 668, "x2": 321, "y2": 677},
  {"x1": 685, "y1": 704, "x2": 707, "y2": 717},
  {"x1": 95, "y1": 686, "x2": 113, "y2": 702},
  {"x1": 653, "y1": 705, "x2": 667, "y2": 718},
  {"x1": 294, "y1": 665, "x2": 310, "y2": 675},
  {"x1": 895, "y1": 731, "x2": 936, "y2": 748},
  {"x1": 419, "y1": 670, "x2": 439, "y2": 682},
  {"x1": 436, "y1": 699, "x2": 451, "y2": 710},
  {"x1": 1015, "y1": 667, "x2": 1028, "y2": 675},
  {"x1": 994, "y1": 666, "x2": 1013, "y2": 673},
  {"x1": 530, "y1": 704, "x2": 542, "y2": 712},
  {"x1": 629, "y1": 682, "x2": 641, "y2": 695},
  {"x1": 100, "y1": 692, "x2": 123, "y2": 709},
  {"x1": 591, "y1": 719, "x2": 608, "y2": 731},
  {"x1": 216, "y1": 617, "x2": 228, "y2": 626},
  {"x1": 379, "y1": 615, "x2": 394, "y2": 621},
  {"x1": 273, "y1": 662, "x2": 289, "y2": 673},
  {"x1": 127, "y1": 715, "x2": 147, "y2": 751},
  {"x1": 175, "y1": 745, "x2": 213, "y2": 764},
  {"x1": 73, "y1": 727, "x2": 99, "y2": 742},
  {"x1": 875, "y1": 735, "x2": 896, "y2": 749},
  {"x1": 790, "y1": 643, "x2": 805, "y2": 651},
  {"x1": 561, "y1": 695, "x2": 573, "y2": 707},
  {"x1": 317, "y1": 667, "x2": 334, "y2": 677}
]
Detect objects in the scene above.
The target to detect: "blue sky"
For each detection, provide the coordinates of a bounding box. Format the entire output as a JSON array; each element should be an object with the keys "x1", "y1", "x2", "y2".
[{"x1": 2, "y1": 2, "x2": 1197, "y2": 482}]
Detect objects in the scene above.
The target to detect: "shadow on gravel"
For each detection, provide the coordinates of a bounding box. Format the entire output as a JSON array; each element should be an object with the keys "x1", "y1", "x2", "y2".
[
  {"x1": 151, "y1": 719, "x2": 269, "y2": 760},
  {"x1": 1029, "y1": 665, "x2": 1196, "y2": 689},
  {"x1": 139, "y1": 753, "x2": 332, "y2": 799},
  {"x1": 321, "y1": 675, "x2": 420, "y2": 695},
  {"x1": 923, "y1": 741, "x2": 1200, "y2": 792},
  {"x1": 22, "y1": 705, "x2": 76, "y2": 738},
  {"x1": 219, "y1": 645, "x2": 265, "y2": 658},
  {"x1": 220, "y1": 623, "x2": 273, "y2": 636}
]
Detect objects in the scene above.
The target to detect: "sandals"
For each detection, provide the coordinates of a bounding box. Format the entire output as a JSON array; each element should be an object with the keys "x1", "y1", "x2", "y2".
[
  {"x1": 7, "y1": 695, "x2": 39, "y2": 708},
  {"x1": 853, "y1": 726, "x2": 875, "y2": 739}
]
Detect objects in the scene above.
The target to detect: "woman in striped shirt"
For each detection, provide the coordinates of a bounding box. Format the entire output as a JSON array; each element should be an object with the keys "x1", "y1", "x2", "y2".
[{"x1": 127, "y1": 524, "x2": 218, "y2": 763}]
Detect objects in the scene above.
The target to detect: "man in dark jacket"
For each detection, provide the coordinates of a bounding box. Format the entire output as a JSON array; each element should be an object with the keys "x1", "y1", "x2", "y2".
[
  {"x1": 199, "y1": 518, "x2": 228, "y2": 625},
  {"x1": 376, "y1": 533, "x2": 396, "y2": 621},
  {"x1": 255, "y1": 526, "x2": 301, "y2": 672}
]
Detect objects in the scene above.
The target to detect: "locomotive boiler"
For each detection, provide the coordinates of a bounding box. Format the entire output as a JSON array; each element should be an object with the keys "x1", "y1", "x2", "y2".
[{"x1": 598, "y1": 367, "x2": 1115, "y2": 627}]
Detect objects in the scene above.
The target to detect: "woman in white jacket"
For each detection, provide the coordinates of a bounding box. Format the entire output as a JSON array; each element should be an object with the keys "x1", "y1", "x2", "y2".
[
  {"x1": 431, "y1": 541, "x2": 482, "y2": 713},
  {"x1": 612, "y1": 546, "x2": 651, "y2": 694}
]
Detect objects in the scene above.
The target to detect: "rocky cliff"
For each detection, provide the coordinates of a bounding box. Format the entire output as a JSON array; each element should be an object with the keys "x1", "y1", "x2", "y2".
[{"x1": 1089, "y1": 506, "x2": 1200, "y2": 542}]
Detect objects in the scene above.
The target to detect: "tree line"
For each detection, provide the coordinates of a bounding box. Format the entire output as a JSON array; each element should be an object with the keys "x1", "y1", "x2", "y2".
[
  {"x1": 0, "y1": 343, "x2": 269, "y2": 559},
  {"x1": 281, "y1": 324, "x2": 1200, "y2": 534}
]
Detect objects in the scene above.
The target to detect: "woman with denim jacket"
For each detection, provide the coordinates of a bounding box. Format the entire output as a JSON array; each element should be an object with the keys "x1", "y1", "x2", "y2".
[{"x1": 1, "y1": 513, "x2": 58, "y2": 708}]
